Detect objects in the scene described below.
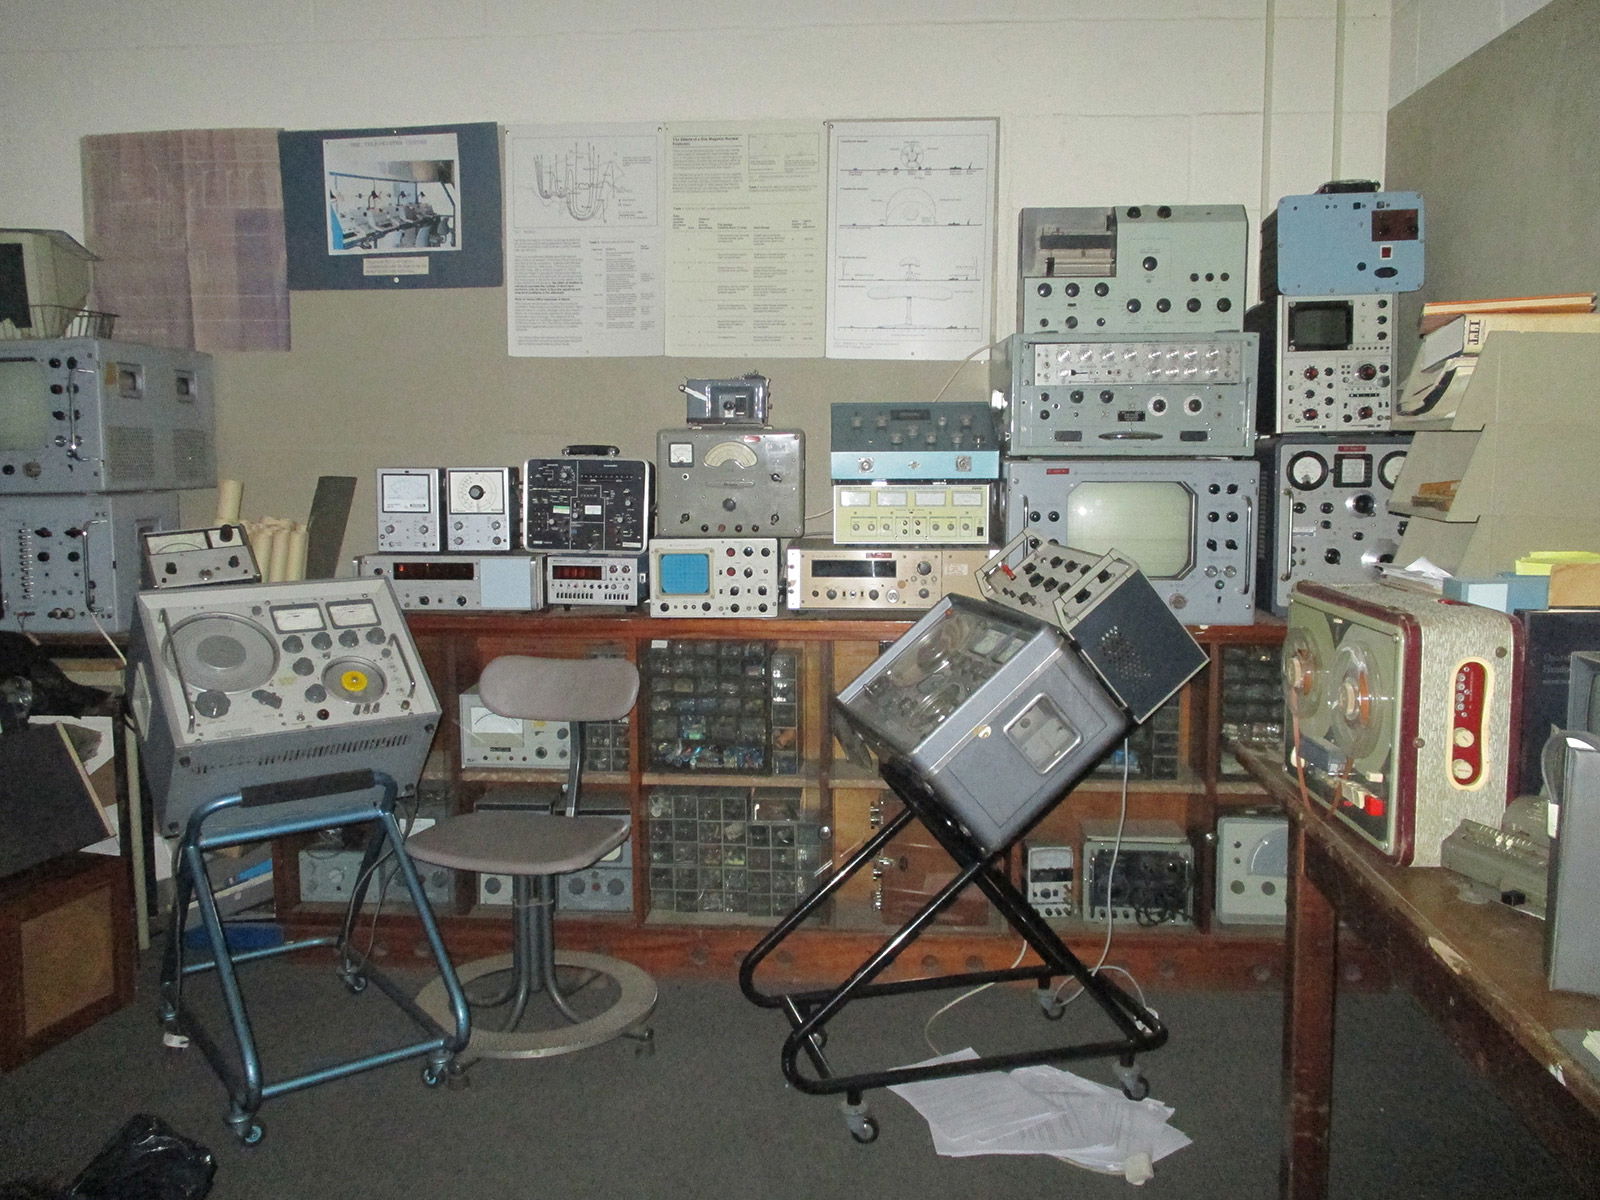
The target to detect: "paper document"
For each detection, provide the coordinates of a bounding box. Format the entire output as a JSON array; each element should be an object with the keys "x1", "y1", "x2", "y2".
[
  {"x1": 826, "y1": 118, "x2": 998, "y2": 361},
  {"x1": 887, "y1": 1049, "x2": 1191, "y2": 1182},
  {"x1": 664, "y1": 122, "x2": 827, "y2": 357},
  {"x1": 504, "y1": 124, "x2": 665, "y2": 357}
]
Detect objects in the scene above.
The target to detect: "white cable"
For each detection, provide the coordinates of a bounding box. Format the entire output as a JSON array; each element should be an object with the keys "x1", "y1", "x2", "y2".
[
  {"x1": 1052, "y1": 738, "x2": 1140, "y2": 1007},
  {"x1": 928, "y1": 338, "x2": 996, "y2": 405},
  {"x1": 87, "y1": 609, "x2": 127, "y2": 666},
  {"x1": 923, "y1": 935, "x2": 1029, "y2": 1056}
]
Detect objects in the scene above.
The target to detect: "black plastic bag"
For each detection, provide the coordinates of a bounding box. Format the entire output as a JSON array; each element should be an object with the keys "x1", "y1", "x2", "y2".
[{"x1": 64, "y1": 1115, "x2": 216, "y2": 1200}]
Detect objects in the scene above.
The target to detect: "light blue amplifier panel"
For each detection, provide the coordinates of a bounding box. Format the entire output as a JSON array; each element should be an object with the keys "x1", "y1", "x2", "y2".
[
  {"x1": 1268, "y1": 190, "x2": 1424, "y2": 295},
  {"x1": 829, "y1": 402, "x2": 1001, "y2": 481}
]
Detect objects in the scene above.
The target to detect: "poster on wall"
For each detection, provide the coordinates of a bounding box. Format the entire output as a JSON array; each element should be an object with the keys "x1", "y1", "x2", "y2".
[
  {"x1": 278, "y1": 121, "x2": 502, "y2": 290},
  {"x1": 663, "y1": 121, "x2": 827, "y2": 358},
  {"x1": 504, "y1": 122, "x2": 665, "y2": 356},
  {"x1": 825, "y1": 117, "x2": 998, "y2": 361}
]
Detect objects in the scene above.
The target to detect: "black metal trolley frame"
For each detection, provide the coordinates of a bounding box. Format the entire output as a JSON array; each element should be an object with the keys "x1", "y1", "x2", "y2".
[{"x1": 739, "y1": 757, "x2": 1168, "y2": 1143}]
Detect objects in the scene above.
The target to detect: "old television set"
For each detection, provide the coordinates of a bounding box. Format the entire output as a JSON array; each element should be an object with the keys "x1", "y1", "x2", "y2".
[
  {"x1": 0, "y1": 229, "x2": 96, "y2": 338},
  {"x1": 1003, "y1": 458, "x2": 1257, "y2": 625}
]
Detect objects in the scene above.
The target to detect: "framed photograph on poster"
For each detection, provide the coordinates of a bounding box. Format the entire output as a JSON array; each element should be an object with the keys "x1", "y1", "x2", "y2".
[{"x1": 279, "y1": 121, "x2": 502, "y2": 289}]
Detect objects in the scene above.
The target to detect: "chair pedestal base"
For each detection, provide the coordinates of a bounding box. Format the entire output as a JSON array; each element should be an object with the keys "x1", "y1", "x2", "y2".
[{"x1": 416, "y1": 950, "x2": 655, "y2": 1061}]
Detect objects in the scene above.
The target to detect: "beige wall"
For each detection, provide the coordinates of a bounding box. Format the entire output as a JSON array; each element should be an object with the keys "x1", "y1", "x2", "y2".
[
  {"x1": 1385, "y1": 0, "x2": 1600, "y2": 368},
  {"x1": 0, "y1": 2, "x2": 1396, "y2": 560}
]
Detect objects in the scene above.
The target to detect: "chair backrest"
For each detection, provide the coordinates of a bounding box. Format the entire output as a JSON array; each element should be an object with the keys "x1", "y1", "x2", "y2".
[{"x1": 478, "y1": 655, "x2": 639, "y2": 724}]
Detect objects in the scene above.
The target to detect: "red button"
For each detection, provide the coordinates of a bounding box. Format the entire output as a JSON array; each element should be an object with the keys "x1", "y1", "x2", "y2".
[{"x1": 1363, "y1": 793, "x2": 1386, "y2": 817}]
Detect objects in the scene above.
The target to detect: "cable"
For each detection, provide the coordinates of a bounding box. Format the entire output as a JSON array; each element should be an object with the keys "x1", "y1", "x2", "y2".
[
  {"x1": 922, "y1": 935, "x2": 1029, "y2": 1057},
  {"x1": 928, "y1": 338, "x2": 998, "y2": 405},
  {"x1": 87, "y1": 609, "x2": 127, "y2": 666},
  {"x1": 1052, "y1": 737, "x2": 1144, "y2": 1008}
]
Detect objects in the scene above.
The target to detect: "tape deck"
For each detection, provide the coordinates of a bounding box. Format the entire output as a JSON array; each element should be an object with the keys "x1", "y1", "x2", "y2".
[{"x1": 1283, "y1": 580, "x2": 1519, "y2": 865}]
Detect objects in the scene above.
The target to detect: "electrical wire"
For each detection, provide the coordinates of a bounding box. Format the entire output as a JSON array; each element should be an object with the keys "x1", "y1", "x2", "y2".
[{"x1": 1051, "y1": 737, "x2": 1140, "y2": 1008}]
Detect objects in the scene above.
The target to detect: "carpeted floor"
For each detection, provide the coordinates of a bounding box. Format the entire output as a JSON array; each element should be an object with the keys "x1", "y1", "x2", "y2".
[{"x1": 0, "y1": 942, "x2": 1575, "y2": 1199}]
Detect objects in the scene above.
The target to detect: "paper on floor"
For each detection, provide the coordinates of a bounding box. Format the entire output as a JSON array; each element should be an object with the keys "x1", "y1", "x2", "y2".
[{"x1": 887, "y1": 1049, "x2": 1191, "y2": 1184}]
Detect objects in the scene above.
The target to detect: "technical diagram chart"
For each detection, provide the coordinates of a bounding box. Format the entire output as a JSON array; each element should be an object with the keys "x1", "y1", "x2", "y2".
[{"x1": 827, "y1": 119, "x2": 998, "y2": 360}]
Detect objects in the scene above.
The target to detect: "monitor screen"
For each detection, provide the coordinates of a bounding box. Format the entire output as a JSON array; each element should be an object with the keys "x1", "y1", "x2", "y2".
[
  {"x1": 657, "y1": 552, "x2": 711, "y2": 597},
  {"x1": 1287, "y1": 300, "x2": 1354, "y2": 352},
  {"x1": 1066, "y1": 481, "x2": 1193, "y2": 577},
  {"x1": 0, "y1": 358, "x2": 50, "y2": 451}
]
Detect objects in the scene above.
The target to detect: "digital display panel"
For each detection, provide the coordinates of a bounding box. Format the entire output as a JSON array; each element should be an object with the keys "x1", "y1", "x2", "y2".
[
  {"x1": 814, "y1": 560, "x2": 896, "y2": 579},
  {"x1": 552, "y1": 563, "x2": 606, "y2": 581},
  {"x1": 392, "y1": 560, "x2": 474, "y2": 581}
]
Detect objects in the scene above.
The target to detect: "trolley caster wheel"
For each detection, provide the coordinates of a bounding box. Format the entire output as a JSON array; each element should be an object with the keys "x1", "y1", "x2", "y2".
[
  {"x1": 1120, "y1": 1076, "x2": 1150, "y2": 1102},
  {"x1": 848, "y1": 1114, "x2": 880, "y2": 1144},
  {"x1": 806, "y1": 1028, "x2": 828, "y2": 1051},
  {"x1": 341, "y1": 973, "x2": 368, "y2": 995},
  {"x1": 1035, "y1": 988, "x2": 1066, "y2": 1020},
  {"x1": 230, "y1": 1120, "x2": 264, "y2": 1146}
]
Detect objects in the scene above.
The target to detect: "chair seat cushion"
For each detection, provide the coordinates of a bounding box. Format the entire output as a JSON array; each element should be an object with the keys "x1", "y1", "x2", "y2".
[
  {"x1": 406, "y1": 810, "x2": 630, "y2": 876},
  {"x1": 479, "y1": 656, "x2": 639, "y2": 723}
]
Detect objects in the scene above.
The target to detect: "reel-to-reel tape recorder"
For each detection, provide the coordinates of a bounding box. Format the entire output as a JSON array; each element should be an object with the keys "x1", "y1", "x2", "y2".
[
  {"x1": 1282, "y1": 581, "x2": 1520, "y2": 865},
  {"x1": 128, "y1": 577, "x2": 441, "y2": 835}
]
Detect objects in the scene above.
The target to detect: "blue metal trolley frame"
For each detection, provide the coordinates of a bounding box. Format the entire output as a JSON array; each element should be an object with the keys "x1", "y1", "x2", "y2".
[{"x1": 159, "y1": 769, "x2": 470, "y2": 1145}]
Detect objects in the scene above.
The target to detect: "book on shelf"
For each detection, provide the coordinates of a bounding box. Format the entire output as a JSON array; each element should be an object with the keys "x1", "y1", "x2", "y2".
[{"x1": 1419, "y1": 292, "x2": 1595, "y2": 334}]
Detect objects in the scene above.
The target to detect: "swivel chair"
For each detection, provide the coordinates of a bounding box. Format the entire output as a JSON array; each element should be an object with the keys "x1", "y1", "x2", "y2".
[{"x1": 409, "y1": 655, "x2": 656, "y2": 1060}]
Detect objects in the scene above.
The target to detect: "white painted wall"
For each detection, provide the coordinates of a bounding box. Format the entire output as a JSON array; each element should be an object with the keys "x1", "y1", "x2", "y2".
[
  {"x1": 1, "y1": 0, "x2": 1391, "y2": 306},
  {"x1": 1389, "y1": 0, "x2": 1558, "y2": 103}
]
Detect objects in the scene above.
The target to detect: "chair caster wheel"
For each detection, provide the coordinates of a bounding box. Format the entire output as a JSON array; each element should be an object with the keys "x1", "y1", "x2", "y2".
[
  {"x1": 1119, "y1": 1075, "x2": 1150, "y2": 1101},
  {"x1": 842, "y1": 1099, "x2": 879, "y2": 1144},
  {"x1": 848, "y1": 1114, "x2": 880, "y2": 1144}
]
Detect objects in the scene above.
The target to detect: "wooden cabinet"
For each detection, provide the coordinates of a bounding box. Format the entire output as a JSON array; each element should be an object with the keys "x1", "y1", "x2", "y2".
[{"x1": 274, "y1": 611, "x2": 1295, "y2": 988}]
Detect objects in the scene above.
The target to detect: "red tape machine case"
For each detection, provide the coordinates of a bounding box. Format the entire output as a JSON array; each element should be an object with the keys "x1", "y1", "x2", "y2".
[{"x1": 1282, "y1": 580, "x2": 1521, "y2": 865}]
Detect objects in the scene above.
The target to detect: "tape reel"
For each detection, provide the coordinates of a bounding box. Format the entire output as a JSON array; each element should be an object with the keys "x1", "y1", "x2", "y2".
[
  {"x1": 1282, "y1": 607, "x2": 1336, "y2": 736},
  {"x1": 1329, "y1": 627, "x2": 1394, "y2": 769}
]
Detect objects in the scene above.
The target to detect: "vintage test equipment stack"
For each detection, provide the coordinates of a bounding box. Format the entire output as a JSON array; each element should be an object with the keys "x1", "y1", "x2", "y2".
[
  {"x1": 1249, "y1": 181, "x2": 1423, "y2": 613},
  {"x1": 651, "y1": 374, "x2": 791, "y2": 618},
  {"x1": 362, "y1": 464, "x2": 551, "y2": 612},
  {"x1": 0, "y1": 336, "x2": 215, "y2": 633},
  {"x1": 742, "y1": 588, "x2": 1199, "y2": 1140},
  {"x1": 1000, "y1": 203, "x2": 1260, "y2": 626},
  {"x1": 786, "y1": 399, "x2": 999, "y2": 614}
]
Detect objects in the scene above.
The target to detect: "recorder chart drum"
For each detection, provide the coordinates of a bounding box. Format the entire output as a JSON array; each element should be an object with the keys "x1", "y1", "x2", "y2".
[{"x1": 167, "y1": 615, "x2": 279, "y2": 696}]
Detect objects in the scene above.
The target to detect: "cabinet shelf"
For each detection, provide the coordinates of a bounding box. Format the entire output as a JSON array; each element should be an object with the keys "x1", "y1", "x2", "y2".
[{"x1": 273, "y1": 611, "x2": 1293, "y2": 988}]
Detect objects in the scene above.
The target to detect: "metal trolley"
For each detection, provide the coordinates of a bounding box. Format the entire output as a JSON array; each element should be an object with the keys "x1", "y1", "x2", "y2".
[
  {"x1": 160, "y1": 770, "x2": 470, "y2": 1145},
  {"x1": 739, "y1": 757, "x2": 1167, "y2": 1143}
]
